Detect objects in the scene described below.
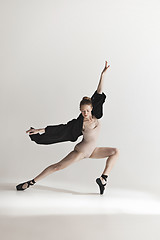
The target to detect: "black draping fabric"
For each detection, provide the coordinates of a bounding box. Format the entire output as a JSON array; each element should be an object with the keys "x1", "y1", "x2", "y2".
[{"x1": 29, "y1": 90, "x2": 107, "y2": 145}]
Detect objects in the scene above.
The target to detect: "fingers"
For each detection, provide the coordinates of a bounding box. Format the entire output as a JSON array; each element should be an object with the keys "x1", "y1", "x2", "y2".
[
  {"x1": 105, "y1": 60, "x2": 110, "y2": 69},
  {"x1": 26, "y1": 130, "x2": 32, "y2": 133},
  {"x1": 26, "y1": 129, "x2": 39, "y2": 135},
  {"x1": 26, "y1": 129, "x2": 34, "y2": 134},
  {"x1": 28, "y1": 131, "x2": 35, "y2": 135},
  {"x1": 26, "y1": 127, "x2": 35, "y2": 134},
  {"x1": 26, "y1": 131, "x2": 33, "y2": 134}
]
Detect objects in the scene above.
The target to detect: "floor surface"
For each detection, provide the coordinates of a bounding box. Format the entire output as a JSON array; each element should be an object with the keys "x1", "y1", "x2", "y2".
[{"x1": 0, "y1": 181, "x2": 160, "y2": 240}]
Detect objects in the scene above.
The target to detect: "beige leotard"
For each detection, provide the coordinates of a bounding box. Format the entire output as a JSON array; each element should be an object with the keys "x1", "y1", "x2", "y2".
[{"x1": 74, "y1": 116, "x2": 101, "y2": 158}]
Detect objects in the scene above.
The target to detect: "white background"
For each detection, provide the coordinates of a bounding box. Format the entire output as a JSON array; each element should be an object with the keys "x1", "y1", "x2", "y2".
[{"x1": 1, "y1": 0, "x2": 160, "y2": 193}]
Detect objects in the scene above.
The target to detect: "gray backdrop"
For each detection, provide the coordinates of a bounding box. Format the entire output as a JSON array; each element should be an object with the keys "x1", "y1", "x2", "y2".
[{"x1": 1, "y1": 0, "x2": 160, "y2": 193}]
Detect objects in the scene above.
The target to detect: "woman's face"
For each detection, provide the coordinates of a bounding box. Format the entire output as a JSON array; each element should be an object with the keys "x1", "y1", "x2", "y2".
[{"x1": 80, "y1": 104, "x2": 93, "y2": 119}]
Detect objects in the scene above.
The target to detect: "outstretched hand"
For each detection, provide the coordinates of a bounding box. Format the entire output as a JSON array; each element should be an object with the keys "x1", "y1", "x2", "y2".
[
  {"x1": 26, "y1": 128, "x2": 39, "y2": 135},
  {"x1": 101, "y1": 60, "x2": 110, "y2": 74}
]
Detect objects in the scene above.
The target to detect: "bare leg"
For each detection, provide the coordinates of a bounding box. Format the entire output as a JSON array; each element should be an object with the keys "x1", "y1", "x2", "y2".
[
  {"x1": 89, "y1": 147, "x2": 119, "y2": 184},
  {"x1": 16, "y1": 150, "x2": 85, "y2": 190},
  {"x1": 102, "y1": 148, "x2": 119, "y2": 176},
  {"x1": 33, "y1": 150, "x2": 84, "y2": 182}
]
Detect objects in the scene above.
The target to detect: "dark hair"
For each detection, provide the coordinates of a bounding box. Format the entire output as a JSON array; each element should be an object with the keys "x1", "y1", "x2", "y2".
[{"x1": 80, "y1": 96, "x2": 93, "y2": 109}]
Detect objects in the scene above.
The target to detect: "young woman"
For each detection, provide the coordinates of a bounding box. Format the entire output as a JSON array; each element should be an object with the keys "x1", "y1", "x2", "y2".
[{"x1": 16, "y1": 61, "x2": 119, "y2": 195}]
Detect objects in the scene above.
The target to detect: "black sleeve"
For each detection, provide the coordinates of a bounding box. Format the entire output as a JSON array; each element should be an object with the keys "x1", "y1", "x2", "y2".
[
  {"x1": 29, "y1": 118, "x2": 78, "y2": 145},
  {"x1": 91, "y1": 90, "x2": 107, "y2": 119},
  {"x1": 29, "y1": 90, "x2": 106, "y2": 145}
]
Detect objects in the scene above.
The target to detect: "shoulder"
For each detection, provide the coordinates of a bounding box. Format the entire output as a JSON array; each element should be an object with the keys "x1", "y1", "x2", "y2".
[
  {"x1": 92, "y1": 115, "x2": 100, "y2": 123},
  {"x1": 92, "y1": 115, "x2": 97, "y2": 120}
]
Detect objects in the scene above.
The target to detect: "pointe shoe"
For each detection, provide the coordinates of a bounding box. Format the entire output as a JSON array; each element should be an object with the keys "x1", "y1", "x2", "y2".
[
  {"x1": 96, "y1": 175, "x2": 108, "y2": 195},
  {"x1": 16, "y1": 179, "x2": 36, "y2": 191}
]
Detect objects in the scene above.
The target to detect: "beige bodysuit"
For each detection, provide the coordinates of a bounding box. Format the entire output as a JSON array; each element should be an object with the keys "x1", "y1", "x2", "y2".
[{"x1": 74, "y1": 116, "x2": 101, "y2": 158}]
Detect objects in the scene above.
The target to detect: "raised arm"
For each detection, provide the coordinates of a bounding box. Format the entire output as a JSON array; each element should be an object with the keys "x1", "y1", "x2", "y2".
[{"x1": 97, "y1": 61, "x2": 110, "y2": 94}]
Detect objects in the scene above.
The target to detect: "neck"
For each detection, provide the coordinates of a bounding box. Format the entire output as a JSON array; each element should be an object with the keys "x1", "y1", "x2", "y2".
[{"x1": 84, "y1": 115, "x2": 93, "y2": 121}]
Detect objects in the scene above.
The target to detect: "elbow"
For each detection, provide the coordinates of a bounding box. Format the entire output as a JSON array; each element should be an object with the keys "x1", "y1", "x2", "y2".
[{"x1": 96, "y1": 88, "x2": 103, "y2": 94}]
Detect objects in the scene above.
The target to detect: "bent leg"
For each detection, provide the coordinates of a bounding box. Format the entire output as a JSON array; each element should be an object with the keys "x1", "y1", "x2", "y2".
[
  {"x1": 89, "y1": 147, "x2": 119, "y2": 183},
  {"x1": 34, "y1": 150, "x2": 85, "y2": 182},
  {"x1": 89, "y1": 147, "x2": 116, "y2": 159}
]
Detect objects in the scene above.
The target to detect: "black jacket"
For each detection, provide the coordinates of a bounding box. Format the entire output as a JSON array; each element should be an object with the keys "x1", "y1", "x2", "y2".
[{"x1": 29, "y1": 90, "x2": 107, "y2": 145}]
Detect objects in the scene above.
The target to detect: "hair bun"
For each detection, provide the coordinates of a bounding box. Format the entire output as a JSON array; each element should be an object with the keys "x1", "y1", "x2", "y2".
[
  {"x1": 80, "y1": 95, "x2": 93, "y2": 109},
  {"x1": 82, "y1": 96, "x2": 91, "y2": 101}
]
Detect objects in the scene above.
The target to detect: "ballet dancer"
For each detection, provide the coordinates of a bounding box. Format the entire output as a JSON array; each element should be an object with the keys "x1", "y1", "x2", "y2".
[{"x1": 16, "y1": 61, "x2": 119, "y2": 195}]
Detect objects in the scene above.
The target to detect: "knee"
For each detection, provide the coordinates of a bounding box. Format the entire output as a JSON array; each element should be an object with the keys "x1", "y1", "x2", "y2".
[
  {"x1": 50, "y1": 163, "x2": 62, "y2": 172},
  {"x1": 113, "y1": 148, "x2": 120, "y2": 156},
  {"x1": 54, "y1": 163, "x2": 62, "y2": 171}
]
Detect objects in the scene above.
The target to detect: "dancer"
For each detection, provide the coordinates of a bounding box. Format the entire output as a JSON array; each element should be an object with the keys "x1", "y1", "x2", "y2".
[{"x1": 16, "y1": 61, "x2": 119, "y2": 195}]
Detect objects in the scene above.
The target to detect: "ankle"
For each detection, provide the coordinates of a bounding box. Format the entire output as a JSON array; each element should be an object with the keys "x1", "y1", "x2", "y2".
[
  {"x1": 101, "y1": 174, "x2": 108, "y2": 181},
  {"x1": 32, "y1": 178, "x2": 36, "y2": 184}
]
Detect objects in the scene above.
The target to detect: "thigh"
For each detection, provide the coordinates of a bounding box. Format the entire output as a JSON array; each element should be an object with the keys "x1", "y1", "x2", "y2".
[
  {"x1": 89, "y1": 147, "x2": 116, "y2": 159},
  {"x1": 57, "y1": 150, "x2": 85, "y2": 169}
]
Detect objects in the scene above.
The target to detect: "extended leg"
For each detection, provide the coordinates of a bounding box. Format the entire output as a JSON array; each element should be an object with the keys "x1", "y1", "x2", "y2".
[
  {"x1": 16, "y1": 150, "x2": 84, "y2": 191},
  {"x1": 34, "y1": 150, "x2": 84, "y2": 182}
]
